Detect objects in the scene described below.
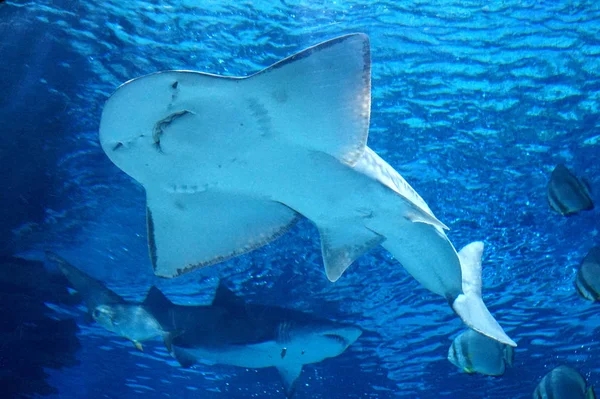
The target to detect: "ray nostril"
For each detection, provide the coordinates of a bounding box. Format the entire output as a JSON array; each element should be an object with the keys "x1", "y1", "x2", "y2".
[{"x1": 112, "y1": 142, "x2": 124, "y2": 151}]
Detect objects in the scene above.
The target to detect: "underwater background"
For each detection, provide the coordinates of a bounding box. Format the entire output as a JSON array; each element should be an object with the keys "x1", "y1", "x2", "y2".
[{"x1": 1, "y1": 0, "x2": 599, "y2": 398}]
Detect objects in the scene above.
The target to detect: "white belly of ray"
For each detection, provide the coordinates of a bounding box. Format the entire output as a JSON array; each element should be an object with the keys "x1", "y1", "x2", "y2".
[{"x1": 99, "y1": 34, "x2": 515, "y2": 347}]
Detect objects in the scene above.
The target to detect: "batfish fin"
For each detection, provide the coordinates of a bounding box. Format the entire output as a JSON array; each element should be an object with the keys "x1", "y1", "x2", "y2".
[
  {"x1": 583, "y1": 246, "x2": 600, "y2": 264},
  {"x1": 451, "y1": 242, "x2": 517, "y2": 347},
  {"x1": 319, "y1": 226, "x2": 384, "y2": 282},
  {"x1": 146, "y1": 190, "x2": 301, "y2": 278},
  {"x1": 133, "y1": 341, "x2": 143, "y2": 351},
  {"x1": 276, "y1": 364, "x2": 303, "y2": 398}
]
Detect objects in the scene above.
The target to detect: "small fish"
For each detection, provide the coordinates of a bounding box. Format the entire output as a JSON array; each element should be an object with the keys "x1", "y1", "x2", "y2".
[
  {"x1": 533, "y1": 365, "x2": 596, "y2": 399},
  {"x1": 575, "y1": 246, "x2": 600, "y2": 302},
  {"x1": 447, "y1": 329, "x2": 514, "y2": 376},
  {"x1": 47, "y1": 252, "x2": 166, "y2": 351},
  {"x1": 92, "y1": 303, "x2": 165, "y2": 351},
  {"x1": 547, "y1": 164, "x2": 594, "y2": 216}
]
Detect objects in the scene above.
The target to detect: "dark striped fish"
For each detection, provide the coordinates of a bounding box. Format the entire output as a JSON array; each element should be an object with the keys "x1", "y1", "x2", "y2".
[
  {"x1": 533, "y1": 365, "x2": 596, "y2": 399},
  {"x1": 575, "y1": 246, "x2": 600, "y2": 302},
  {"x1": 447, "y1": 329, "x2": 514, "y2": 376},
  {"x1": 547, "y1": 164, "x2": 594, "y2": 216}
]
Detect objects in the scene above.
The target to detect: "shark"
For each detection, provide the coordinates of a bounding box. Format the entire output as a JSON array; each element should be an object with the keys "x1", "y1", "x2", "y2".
[
  {"x1": 142, "y1": 282, "x2": 362, "y2": 398},
  {"x1": 98, "y1": 33, "x2": 516, "y2": 347},
  {"x1": 47, "y1": 252, "x2": 360, "y2": 397},
  {"x1": 46, "y1": 252, "x2": 165, "y2": 351}
]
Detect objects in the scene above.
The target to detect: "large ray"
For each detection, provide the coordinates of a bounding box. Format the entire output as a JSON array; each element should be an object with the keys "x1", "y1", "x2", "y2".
[{"x1": 99, "y1": 33, "x2": 515, "y2": 347}]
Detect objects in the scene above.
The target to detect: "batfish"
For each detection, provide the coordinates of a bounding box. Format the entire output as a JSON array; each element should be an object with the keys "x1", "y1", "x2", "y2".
[
  {"x1": 575, "y1": 246, "x2": 600, "y2": 302},
  {"x1": 99, "y1": 33, "x2": 515, "y2": 347},
  {"x1": 547, "y1": 164, "x2": 594, "y2": 216},
  {"x1": 448, "y1": 329, "x2": 514, "y2": 376},
  {"x1": 47, "y1": 252, "x2": 165, "y2": 350},
  {"x1": 533, "y1": 365, "x2": 596, "y2": 399}
]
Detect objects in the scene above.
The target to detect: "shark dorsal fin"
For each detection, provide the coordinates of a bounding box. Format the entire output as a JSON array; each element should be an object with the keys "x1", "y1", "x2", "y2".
[
  {"x1": 142, "y1": 286, "x2": 172, "y2": 309},
  {"x1": 212, "y1": 282, "x2": 244, "y2": 307}
]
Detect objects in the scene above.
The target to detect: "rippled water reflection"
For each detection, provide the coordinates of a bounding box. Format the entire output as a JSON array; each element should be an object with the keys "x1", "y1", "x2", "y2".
[{"x1": 2, "y1": 0, "x2": 599, "y2": 398}]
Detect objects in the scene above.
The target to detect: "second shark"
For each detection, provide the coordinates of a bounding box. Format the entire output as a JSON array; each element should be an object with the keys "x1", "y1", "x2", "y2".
[{"x1": 47, "y1": 252, "x2": 361, "y2": 397}]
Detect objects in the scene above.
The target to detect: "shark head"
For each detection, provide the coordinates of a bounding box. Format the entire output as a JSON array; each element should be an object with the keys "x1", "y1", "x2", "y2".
[
  {"x1": 276, "y1": 319, "x2": 362, "y2": 358},
  {"x1": 93, "y1": 303, "x2": 163, "y2": 348}
]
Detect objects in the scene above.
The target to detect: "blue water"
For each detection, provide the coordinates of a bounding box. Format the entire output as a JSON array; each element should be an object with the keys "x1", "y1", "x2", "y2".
[{"x1": 1, "y1": 0, "x2": 599, "y2": 398}]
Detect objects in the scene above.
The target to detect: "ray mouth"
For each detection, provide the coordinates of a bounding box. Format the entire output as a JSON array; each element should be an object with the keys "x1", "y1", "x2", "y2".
[{"x1": 152, "y1": 110, "x2": 194, "y2": 153}]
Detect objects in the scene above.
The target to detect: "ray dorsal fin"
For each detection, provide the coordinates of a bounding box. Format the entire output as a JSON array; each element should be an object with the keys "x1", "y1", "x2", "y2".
[
  {"x1": 248, "y1": 33, "x2": 371, "y2": 166},
  {"x1": 142, "y1": 286, "x2": 172, "y2": 309}
]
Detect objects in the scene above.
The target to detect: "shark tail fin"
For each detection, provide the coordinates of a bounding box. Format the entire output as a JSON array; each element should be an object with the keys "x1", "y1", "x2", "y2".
[
  {"x1": 171, "y1": 346, "x2": 196, "y2": 369},
  {"x1": 162, "y1": 329, "x2": 186, "y2": 353},
  {"x1": 142, "y1": 286, "x2": 172, "y2": 309},
  {"x1": 587, "y1": 386, "x2": 597, "y2": 399},
  {"x1": 451, "y1": 242, "x2": 517, "y2": 348},
  {"x1": 277, "y1": 365, "x2": 302, "y2": 398},
  {"x1": 163, "y1": 333, "x2": 174, "y2": 353}
]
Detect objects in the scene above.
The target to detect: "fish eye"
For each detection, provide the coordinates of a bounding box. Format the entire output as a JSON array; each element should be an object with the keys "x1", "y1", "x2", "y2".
[{"x1": 92, "y1": 309, "x2": 102, "y2": 319}]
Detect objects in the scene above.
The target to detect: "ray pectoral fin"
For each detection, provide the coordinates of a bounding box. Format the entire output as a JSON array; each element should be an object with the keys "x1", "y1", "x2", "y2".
[
  {"x1": 319, "y1": 226, "x2": 385, "y2": 282},
  {"x1": 248, "y1": 33, "x2": 371, "y2": 166},
  {"x1": 452, "y1": 242, "x2": 516, "y2": 347},
  {"x1": 146, "y1": 189, "x2": 300, "y2": 278},
  {"x1": 276, "y1": 364, "x2": 303, "y2": 398}
]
